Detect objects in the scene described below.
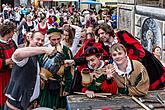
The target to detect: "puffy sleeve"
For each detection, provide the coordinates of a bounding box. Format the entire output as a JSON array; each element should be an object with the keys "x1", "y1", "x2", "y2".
[{"x1": 116, "y1": 30, "x2": 145, "y2": 61}]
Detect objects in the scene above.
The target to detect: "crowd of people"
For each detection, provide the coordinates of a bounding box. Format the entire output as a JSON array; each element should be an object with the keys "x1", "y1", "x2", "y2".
[{"x1": 0, "y1": 3, "x2": 164, "y2": 110}]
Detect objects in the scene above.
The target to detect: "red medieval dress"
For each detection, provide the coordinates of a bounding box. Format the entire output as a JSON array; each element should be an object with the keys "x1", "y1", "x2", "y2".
[
  {"x1": 0, "y1": 39, "x2": 17, "y2": 110},
  {"x1": 38, "y1": 23, "x2": 48, "y2": 35},
  {"x1": 74, "y1": 31, "x2": 165, "y2": 90}
]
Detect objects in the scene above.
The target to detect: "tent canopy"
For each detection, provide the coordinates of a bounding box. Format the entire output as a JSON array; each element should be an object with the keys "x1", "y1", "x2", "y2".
[{"x1": 80, "y1": 1, "x2": 102, "y2": 5}]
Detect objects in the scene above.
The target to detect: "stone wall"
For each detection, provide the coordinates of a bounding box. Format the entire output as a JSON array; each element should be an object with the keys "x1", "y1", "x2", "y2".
[
  {"x1": 135, "y1": 5, "x2": 165, "y2": 62},
  {"x1": 117, "y1": 3, "x2": 135, "y2": 34},
  {"x1": 117, "y1": 1, "x2": 165, "y2": 62},
  {"x1": 118, "y1": 0, "x2": 165, "y2": 7},
  {"x1": 136, "y1": 0, "x2": 165, "y2": 7},
  {"x1": 118, "y1": 0, "x2": 135, "y2": 4}
]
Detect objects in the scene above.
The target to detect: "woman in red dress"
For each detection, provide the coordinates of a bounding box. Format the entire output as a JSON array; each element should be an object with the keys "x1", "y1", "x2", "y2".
[
  {"x1": 0, "y1": 21, "x2": 17, "y2": 110},
  {"x1": 38, "y1": 13, "x2": 48, "y2": 35}
]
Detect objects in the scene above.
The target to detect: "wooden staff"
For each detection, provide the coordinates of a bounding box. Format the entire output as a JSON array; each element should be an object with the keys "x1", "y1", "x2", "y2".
[
  {"x1": 74, "y1": 92, "x2": 112, "y2": 98},
  {"x1": 156, "y1": 94, "x2": 165, "y2": 108},
  {"x1": 132, "y1": 96, "x2": 151, "y2": 110},
  {"x1": 74, "y1": 92, "x2": 112, "y2": 96}
]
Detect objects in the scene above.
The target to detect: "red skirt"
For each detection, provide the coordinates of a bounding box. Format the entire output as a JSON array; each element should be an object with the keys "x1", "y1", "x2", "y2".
[{"x1": 0, "y1": 72, "x2": 10, "y2": 108}]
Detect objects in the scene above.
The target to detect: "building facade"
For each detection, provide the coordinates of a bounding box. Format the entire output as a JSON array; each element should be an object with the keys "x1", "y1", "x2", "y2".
[
  {"x1": 117, "y1": 0, "x2": 165, "y2": 62},
  {"x1": 14, "y1": 0, "x2": 31, "y2": 7}
]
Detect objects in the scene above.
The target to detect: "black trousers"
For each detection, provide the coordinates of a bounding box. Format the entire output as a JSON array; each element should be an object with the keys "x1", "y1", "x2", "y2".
[
  {"x1": 4, "y1": 98, "x2": 23, "y2": 110},
  {"x1": 4, "y1": 98, "x2": 39, "y2": 110}
]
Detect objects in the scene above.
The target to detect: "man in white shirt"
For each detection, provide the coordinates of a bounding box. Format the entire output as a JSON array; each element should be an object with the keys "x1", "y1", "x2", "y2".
[{"x1": 5, "y1": 32, "x2": 56, "y2": 110}]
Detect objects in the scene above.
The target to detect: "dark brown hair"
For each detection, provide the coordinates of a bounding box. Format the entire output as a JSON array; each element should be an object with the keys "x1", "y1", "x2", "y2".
[
  {"x1": 95, "y1": 23, "x2": 115, "y2": 37},
  {"x1": 152, "y1": 45, "x2": 161, "y2": 52},
  {"x1": 63, "y1": 25, "x2": 74, "y2": 45},
  {"x1": 0, "y1": 21, "x2": 16, "y2": 37}
]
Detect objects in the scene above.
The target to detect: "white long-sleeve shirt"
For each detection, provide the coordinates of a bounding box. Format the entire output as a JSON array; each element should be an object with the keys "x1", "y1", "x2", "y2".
[{"x1": 71, "y1": 26, "x2": 82, "y2": 56}]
